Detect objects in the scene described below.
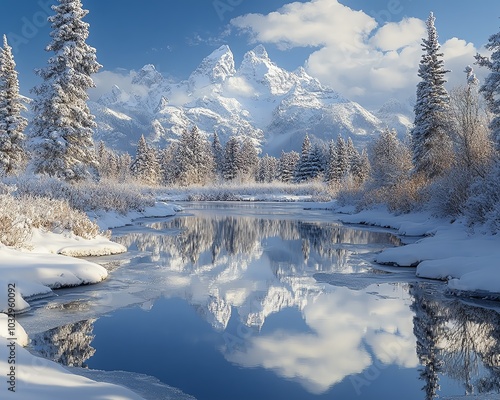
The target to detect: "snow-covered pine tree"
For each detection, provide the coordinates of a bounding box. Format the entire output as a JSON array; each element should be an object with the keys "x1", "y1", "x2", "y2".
[
  {"x1": 188, "y1": 126, "x2": 213, "y2": 185},
  {"x1": 325, "y1": 140, "x2": 336, "y2": 184},
  {"x1": 412, "y1": 12, "x2": 452, "y2": 179},
  {"x1": 29, "y1": 0, "x2": 102, "y2": 181},
  {"x1": 306, "y1": 143, "x2": 325, "y2": 180},
  {"x1": 278, "y1": 150, "x2": 299, "y2": 183},
  {"x1": 350, "y1": 149, "x2": 370, "y2": 185},
  {"x1": 239, "y1": 138, "x2": 259, "y2": 181},
  {"x1": 0, "y1": 35, "x2": 27, "y2": 175},
  {"x1": 117, "y1": 152, "x2": 132, "y2": 182},
  {"x1": 346, "y1": 137, "x2": 358, "y2": 173},
  {"x1": 174, "y1": 126, "x2": 213, "y2": 185},
  {"x1": 475, "y1": 26, "x2": 500, "y2": 149},
  {"x1": 328, "y1": 135, "x2": 349, "y2": 184},
  {"x1": 158, "y1": 143, "x2": 177, "y2": 185},
  {"x1": 95, "y1": 140, "x2": 120, "y2": 179},
  {"x1": 369, "y1": 128, "x2": 412, "y2": 188},
  {"x1": 294, "y1": 133, "x2": 312, "y2": 183},
  {"x1": 131, "y1": 135, "x2": 159, "y2": 185},
  {"x1": 257, "y1": 154, "x2": 278, "y2": 183},
  {"x1": 223, "y1": 136, "x2": 241, "y2": 181},
  {"x1": 212, "y1": 131, "x2": 224, "y2": 177}
]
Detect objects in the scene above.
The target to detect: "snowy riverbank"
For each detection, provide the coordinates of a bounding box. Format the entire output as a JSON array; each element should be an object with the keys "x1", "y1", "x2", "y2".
[
  {"x1": 0, "y1": 201, "x2": 182, "y2": 400},
  {"x1": 334, "y1": 204, "x2": 500, "y2": 298}
]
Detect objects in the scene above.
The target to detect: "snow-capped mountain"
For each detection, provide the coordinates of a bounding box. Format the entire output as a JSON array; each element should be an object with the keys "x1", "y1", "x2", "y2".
[
  {"x1": 90, "y1": 45, "x2": 411, "y2": 155},
  {"x1": 375, "y1": 98, "x2": 414, "y2": 137}
]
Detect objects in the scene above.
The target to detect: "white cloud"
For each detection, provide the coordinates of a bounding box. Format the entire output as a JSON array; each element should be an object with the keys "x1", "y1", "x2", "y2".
[
  {"x1": 231, "y1": 0, "x2": 480, "y2": 109},
  {"x1": 89, "y1": 70, "x2": 149, "y2": 101},
  {"x1": 225, "y1": 285, "x2": 418, "y2": 395},
  {"x1": 224, "y1": 76, "x2": 256, "y2": 97},
  {"x1": 231, "y1": 0, "x2": 376, "y2": 50},
  {"x1": 370, "y1": 18, "x2": 425, "y2": 51}
]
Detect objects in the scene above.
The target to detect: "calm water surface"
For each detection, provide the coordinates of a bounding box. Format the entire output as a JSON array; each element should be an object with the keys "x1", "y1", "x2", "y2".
[{"x1": 26, "y1": 203, "x2": 500, "y2": 400}]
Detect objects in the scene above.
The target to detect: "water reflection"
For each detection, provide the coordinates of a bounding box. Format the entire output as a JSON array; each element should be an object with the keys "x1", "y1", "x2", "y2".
[
  {"x1": 28, "y1": 207, "x2": 500, "y2": 399},
  {"x1": 31, "y1": 319, "x2": 96, "y2": 367},
  {"x1": 224, "y1": 284, "x2": 418, "y2": 395},
  {"x1": 118, "y1": 214, "x2": 401, "y2": 273},
  {"x1": 411, "y1": 283, "x2": 500, "y2": 398}
]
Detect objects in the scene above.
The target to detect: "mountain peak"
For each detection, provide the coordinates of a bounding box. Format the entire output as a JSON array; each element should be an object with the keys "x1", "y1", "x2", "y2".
[
  {"x1": 250, "y1": 44, "x2": 269, "y2": 60},
  {"x1": 132, "y1": 64, "x2": 164, "y2": 87},
  {"x1": 189, "y1": 45, "x2": 236, "y2": 89}
]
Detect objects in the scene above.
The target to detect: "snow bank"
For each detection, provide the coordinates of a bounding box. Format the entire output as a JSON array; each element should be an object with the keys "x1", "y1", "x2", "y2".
[
  {"x1": 91, "y1": 201, "x2": 181, "y2": 230},
  {"x1": 29, "y1": 229, "x2": 127, "y2": 257},
  {"x1": 338, "y1": 206, "x2": 439, "y2": 236},
  {"x1": 0, "y1": 337, "x2": 144, "y2": 399},
  {"x1": 0, "y1": 201, "x2": 183, "y2": 400},
  {"x1": 332, "y1": 203, "x2": 500, "y2": 297},
  {"x1": 0, "y1": 246, "x2": 108, "y2": 312}
]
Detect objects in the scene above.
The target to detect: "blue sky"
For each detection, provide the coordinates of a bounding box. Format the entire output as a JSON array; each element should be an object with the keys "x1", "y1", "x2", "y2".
[{"x1": 1, "y1": 0, "x2": 499, "y2": 108}]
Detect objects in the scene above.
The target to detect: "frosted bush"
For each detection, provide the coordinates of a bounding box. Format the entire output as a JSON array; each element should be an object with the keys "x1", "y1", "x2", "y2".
[
  {"x1": 0, "y1": 194, "x2": 31, "y2": 247},
  {"x1": 0, "y1": 193, "x2": 102, "y2": 247},
  {"x1": 465, "y1": 161, "x2": 500, "y2": 233},
  {"x1": 10, "y1": 175, "x2": 155, "y2": 214}
]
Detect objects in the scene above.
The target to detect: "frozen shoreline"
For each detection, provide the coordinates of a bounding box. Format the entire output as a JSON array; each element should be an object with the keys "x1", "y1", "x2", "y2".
[
  {"x1": 1, "y1": 199, "x2": 498, "y2": 400},
  {"x1": 332, "y1": 204, "x2": 500, "y2": 299},
  {"x1": 0, "y1": 201, "x2": 183, "y2": 400}
]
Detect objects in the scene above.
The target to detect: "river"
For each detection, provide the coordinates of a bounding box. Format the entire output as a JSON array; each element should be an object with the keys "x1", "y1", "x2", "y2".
[{"x1": 18, "y1": 203, "x2": 500, "y2": 400}]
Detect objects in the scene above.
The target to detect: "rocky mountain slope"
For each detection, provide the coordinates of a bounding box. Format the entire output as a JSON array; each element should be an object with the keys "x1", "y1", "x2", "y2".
[{"x1": 90, "y1": 45, "x2": 413, "y2": 155}]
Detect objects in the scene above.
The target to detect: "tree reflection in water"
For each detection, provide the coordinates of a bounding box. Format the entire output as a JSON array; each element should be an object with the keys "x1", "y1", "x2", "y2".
[
  {"x1": 117, "y1": 215, "x2": 401, "y2": 274},
  {"x1": 411, "y1": 283, "x2": 500, "y2": 398},
  {"x1": 28, "y1": 212, "x2": 500, "y2": 399},
  {"x1": 30, "y1": 319, "x2": 97, "y2": 368}
]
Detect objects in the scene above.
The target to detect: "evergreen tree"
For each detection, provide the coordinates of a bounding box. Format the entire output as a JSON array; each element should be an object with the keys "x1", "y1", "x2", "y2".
[
  {"x1": 29, "y1": 0, "x2": 102, "y2": 181},
  {"x1": 212, "y1": 131, "x2": 224, "y2": 177},
  {"x1": 131, "y1": 135, "x2": 159, "y2": 185},
  {"x1": 223, "y1": 136, "x2": 241, "y2": 181},
  {"x1": 0, "y1": 35, "x2": 27, "y2": 175},
  {"x1": 412, "y1": 12, "x2": 452, "y2": 178},
  {"x1": 117, "y1": 152, "x2": 132, "y2": 182},
  {"x1": 369, "y1": 128, "x2": 412, "y2": 187},
  {"x1": 278, "y1": 150, "x2": 299, "y2": 183},
  {"x1": 329, "y1": 135, "x2": 349, "y2": 184},
  {"x1": 475, "y1": 26, "x2": 500, "y2": 149},
  {"x1": 325, "y1": 140, "x2": 337, "y2": 184},
  {"x1": 351, "y1": 149, "x2": 370, "y2": 185},
  {"x1": 239, "y1": 138, "x2": 259, "y2": 181},
  {"x1": 95, "y1": 140, "x2": 120, "y2": 180},
  {"x1": 346, "y1": 137, "x2": 358, "y2": 173},
  {"x1": 158, "y1": 144, "x2": 177, "y2": 185},
  {"x1": 294, "y1": 133, "x2": 312, "y2": 183},
  {"x1": 257, "y1": 154, "x2": 278, "y2": 183},
  {"x1": 175, "y1": 126, "x2": 213, "y2": 185},
  {"x1": 306, "y1": 143, "x2": 325, "y2": 180}
]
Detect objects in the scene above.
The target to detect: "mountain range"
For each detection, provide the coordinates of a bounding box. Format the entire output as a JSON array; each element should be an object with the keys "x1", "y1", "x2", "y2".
[{"x1": 89, "y1": 45, "x2": 414, "y2": 155}]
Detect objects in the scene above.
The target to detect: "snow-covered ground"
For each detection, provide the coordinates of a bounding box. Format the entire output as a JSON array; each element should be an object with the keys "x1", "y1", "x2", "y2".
[
  {"x1": 0, "y1": 201, "x2": 181, "y2": 400},
  {"x1": 334, "y1": 204, "x2": 500, "y2": 298}
]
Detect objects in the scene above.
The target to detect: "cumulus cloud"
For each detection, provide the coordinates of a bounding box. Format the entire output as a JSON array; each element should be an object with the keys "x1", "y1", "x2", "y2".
[
  {"x1": 231, "y1": 0, "x2": 480, "y2": 108},
  {"x1": 224, "y1": 76, "x2": 256, "y2": 97},
  {"x1": 225, "y1": 285, "x2": 418, "y2": 394},
  {"x1": 89, "y1": 69, "x2": 149, "y2": 101}
]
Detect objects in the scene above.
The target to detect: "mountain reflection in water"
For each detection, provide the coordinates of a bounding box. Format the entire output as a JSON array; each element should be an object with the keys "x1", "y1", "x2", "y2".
[{"x1": 29, "y1": 206, "x2": 500, "y2": 399}]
